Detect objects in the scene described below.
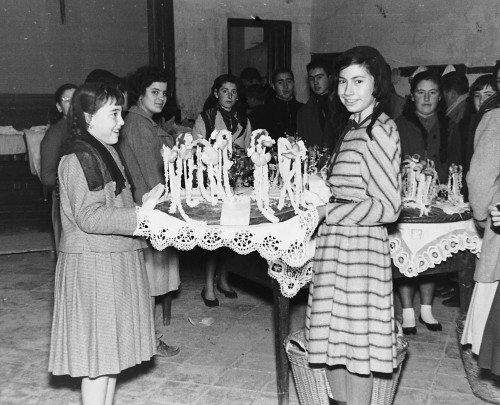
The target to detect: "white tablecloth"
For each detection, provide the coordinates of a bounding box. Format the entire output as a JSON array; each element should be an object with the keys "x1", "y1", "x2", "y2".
[
  {"x1": 24, "y1": 126, "x2": 48, "y2": 177},
  {"x1": 135, "y1": 206, "x2": 319, "y2": 297},
  {"x1": 0, "y1": 126, "x2": 26, "y2": 155},
  {"x1": 270, "y1": 218, "x2": 483, "y2": 296},
  {"x1": 389, "y1": 219, "x2": 481, "y2": 277}
]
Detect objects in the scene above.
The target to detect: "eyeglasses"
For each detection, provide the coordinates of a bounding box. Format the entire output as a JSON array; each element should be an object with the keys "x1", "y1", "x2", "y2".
[{"x1": 60, "y1": 97, "x2": 71, "y2": 102}]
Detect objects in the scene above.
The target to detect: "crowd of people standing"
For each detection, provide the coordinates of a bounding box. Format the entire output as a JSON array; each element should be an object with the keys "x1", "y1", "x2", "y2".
[{"x1": 39, "y1": 49, "x2": 500, "y2": 404}]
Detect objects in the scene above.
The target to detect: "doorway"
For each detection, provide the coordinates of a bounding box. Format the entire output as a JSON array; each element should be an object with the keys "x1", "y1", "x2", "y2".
[{"x1": 227, "y1": 18, "x2": 291, "y2": 83}]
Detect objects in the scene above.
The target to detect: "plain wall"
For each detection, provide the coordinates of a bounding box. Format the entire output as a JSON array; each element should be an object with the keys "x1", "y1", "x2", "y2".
[
  {"x1": 174, "y1": 0, "x2": 312, "y2": 118},
  {"x1": 0, "y1": 0, "x2": 148, "y2": 93},
  {"x1": 311, "y1": 0, "x2": 500, "y2": 71}
]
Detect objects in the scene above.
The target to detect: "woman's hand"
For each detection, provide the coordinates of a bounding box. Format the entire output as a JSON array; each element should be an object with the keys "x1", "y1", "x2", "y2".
[
  {"x1": 141, "y1": 184, "x2": 165, "y2": 211},
  {"x1": 489, "y1": 203, "x2": 500, "y2": 227}
]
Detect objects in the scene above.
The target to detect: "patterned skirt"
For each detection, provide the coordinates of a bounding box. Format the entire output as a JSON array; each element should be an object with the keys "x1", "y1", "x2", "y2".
[
  {"x1": 49, "y1": 250, "x2": 156, "y2": 378},
  {"x1": 305, "y1": 224, "x2": 397, "y2": 375}
]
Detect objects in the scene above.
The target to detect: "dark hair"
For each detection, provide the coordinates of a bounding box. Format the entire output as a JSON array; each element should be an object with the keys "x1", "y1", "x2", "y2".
[
  {"x1": 126, "y1": 65, "x2": 169, "y2": 108},
  {"x1": 240, "y1": 67, "x2": 262, "y2": 82},
  {"x1": 203, "y1": 74, "x2": 242, "y2": 111},
  {"x1": 335, "y1": 46, "x2": 391, "y2": 102},
  {"x1": 49, "y1": 83, "x2": 77, "y2": 124},
  {"x1": 245, "y1": 84, "x2": 266, "y2": 102},
  {"x1": 469, "y1": 74, "x2": 497, "y2": 97},
  {"x1": 404, "y1": 69, "x2": 446, "y2": 116},
  {"x1": 440, "y1": 71, "x2": 469, "y2": 95},
  {"x1": 68, "y1": 83, "x2": 124, "y2": 141},
  {"x1": 55, "y1": 83, "x2": 78, "y2": 105},
  {"x1": 85, "y1": 69, "x2": 121, "y2": 86},
  {"x1": 493, "y1": 61, "x2": 500, "y2": 91},
  {"x1": 306, "y1": 58, "x2": 333, "y2": 76},
  {"x1": 410, "y1": 69, "x2": 442, "y2": 94},
  {"x1": 271, "y1": 67, "x2": 294, "y2": 84}
]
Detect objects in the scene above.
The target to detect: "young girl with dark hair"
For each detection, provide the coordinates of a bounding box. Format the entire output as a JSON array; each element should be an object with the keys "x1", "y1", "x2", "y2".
[
  {"x1": 306, "y1": 46, "x2": 402, "y2": 404},
  {"x1": 48, "y1": 83, "x2": 162, "y2": 404},
  {"x1": 117, "y1": 65, "x2": 180, "y2": 357},
  {"x1": 192, "y1": 74, "x2": 252, "y2": 306},
  {"x1": 394, "y1": 70, "x2": 455, "y2": 331}
]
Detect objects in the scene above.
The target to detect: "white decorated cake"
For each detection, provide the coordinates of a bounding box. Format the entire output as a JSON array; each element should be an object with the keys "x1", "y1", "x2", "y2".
[
  {"x1": 160, "y1": 130, "x2": 314, "y2": 225},
  {"x1": 401, "y1": 155, "x2": 468, "y2": 217}
]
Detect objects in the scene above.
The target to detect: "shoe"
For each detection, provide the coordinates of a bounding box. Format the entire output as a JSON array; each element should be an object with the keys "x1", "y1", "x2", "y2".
[
  {"x1": 443, "y1": 294, "x2": 460, "y2": 307},
  {"x1": 419, "y1": 316, "x2": 442, "y2": 331},
  {"x1": 402, "y1": 326, "x2": 417, "y2": 335},
  {"x1": 155, "y1": 340, "x2": 180, "y2": 357},
  {"x1": 437, "y1": 287, "x2": 457, "y2": 299},
  {"x1": 216, "y1": 282, "x2": 238, "y2": 299},
  {"x1": 201, "y1": 289, "x2": 219, "y2": 307},
  {"x1": 436, "y1": 286, "x2": 456, "y2": 298}
]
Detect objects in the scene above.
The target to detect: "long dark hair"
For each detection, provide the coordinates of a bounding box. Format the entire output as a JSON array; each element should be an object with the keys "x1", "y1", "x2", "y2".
[{"x1": 335, "y1": 46, "x2": 391, "y2": 139}]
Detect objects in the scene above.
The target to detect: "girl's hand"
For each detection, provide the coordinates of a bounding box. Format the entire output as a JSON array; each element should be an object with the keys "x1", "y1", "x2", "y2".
[
  {"x1": 142, "y1": 184, "x2": 165, "y2": 211},
  {"x1": 489, "y1": 203, "x2": 500, "y2": 227}
]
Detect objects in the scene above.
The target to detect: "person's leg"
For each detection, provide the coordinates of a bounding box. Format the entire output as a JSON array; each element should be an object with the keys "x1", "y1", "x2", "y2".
[
  {"x1": 325, "y1": 366, "x2": 347, "y2": 404},
  {"x1": 398, "y1": 280, "x2": 416, "y2": 329},
  {"x1": 346, "y1": 370, "x2": 373, "y2": 405},
  {"x1": 215, "y1": 250, "x2": 237, "y2": 297},
  {"x1": 419, "y1": 279, "x2": 441, "y2": 327},
  {"x1": 81, "y1": 375, "x2": 109, "y2": 405},
  {"x1": 104, "y1": 375, "x2": 117, "y2": 405},
  {"x1": 152, "y1": 295, "x2": 180, "y2": 356},
  {"x1": 203, "y1": 256, "x2": 217, "y2": 300}
]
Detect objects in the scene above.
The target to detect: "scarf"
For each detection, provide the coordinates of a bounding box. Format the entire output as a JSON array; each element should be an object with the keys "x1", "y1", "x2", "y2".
[
  {"x1": 62, "y1": 131, "x2": 126, "y2": 196},
  {"x1": 217, "y1": 104, "x2": 240, "y2": 134}
]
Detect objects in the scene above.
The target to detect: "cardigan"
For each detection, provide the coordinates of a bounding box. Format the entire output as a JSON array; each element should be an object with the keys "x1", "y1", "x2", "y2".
[
  {"x1": 58, "y1": 144, "x2": 144, "y2": 254},
  {"x1": 467, "y1": 108, "x2": 500, "y2": 282},
  {"x1": 40, "y1": 118, "x2": 69, "y2": 189},
  {"x1": 117, "y1": 105, "x2": 175, "y2": 202}
]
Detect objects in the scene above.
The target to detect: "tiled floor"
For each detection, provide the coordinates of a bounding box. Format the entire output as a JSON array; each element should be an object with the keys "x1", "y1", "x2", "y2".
[{"x1": 0, "y1": 231, "x2": 492, "y2": 404}]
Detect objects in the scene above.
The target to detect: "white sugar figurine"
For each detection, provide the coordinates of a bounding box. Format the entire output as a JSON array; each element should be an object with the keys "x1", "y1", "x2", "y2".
[
  {"x1": 177, "y1": 133, "x2": 198, "y2": 208},
  {"x1": 210, "y1": 129, "x2": 234, "y2": 201},
  {"x1": 447, "y1": 163, "x2": 464, "y2": 205},
  {"x1": 196, "y1": 139, "x2": 219, "y2": 205},
  {"x1": 161, "y1": 145, "x2": 179, "y2": 212},
  {"x1": 247, "y1": 129, "x2": 278, "y2": 223},
  {"x1": 161, "y1": 143, "x2": 205, "y2": 226},
  {"x1": 277, "y1": 137, "x2": 307, "y2": 213}
]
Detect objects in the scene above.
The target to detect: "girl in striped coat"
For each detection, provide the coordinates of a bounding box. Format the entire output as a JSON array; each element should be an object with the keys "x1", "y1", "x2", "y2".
[{"x1": 305, "y1": 46, "x2": 402, "y2": 404}]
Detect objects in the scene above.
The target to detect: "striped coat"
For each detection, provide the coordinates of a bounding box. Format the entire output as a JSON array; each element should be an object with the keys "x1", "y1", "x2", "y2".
[{"x1": 305, "y1": 112, "x2": 402, "y2": 375}]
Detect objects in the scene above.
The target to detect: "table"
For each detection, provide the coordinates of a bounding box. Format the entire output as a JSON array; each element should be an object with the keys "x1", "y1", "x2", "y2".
[
  {"x1": 0, "y1": 126, "x2": 26, "y2": 155},
  {"x1": 135, "y1": 203, "x2": 319, "y2": 405}
]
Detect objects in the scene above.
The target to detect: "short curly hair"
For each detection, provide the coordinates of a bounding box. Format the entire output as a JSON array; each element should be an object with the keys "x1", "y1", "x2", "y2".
[{"x1": 126, "y1": 66, "x2": 169, "y2": 108}]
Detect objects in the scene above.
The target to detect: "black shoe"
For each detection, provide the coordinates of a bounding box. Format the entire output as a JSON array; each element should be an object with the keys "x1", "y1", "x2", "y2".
[
  {"x1": 402, "y1": 326, "x2": 417, "y2": 335},
  {"x1": 201, "y1": 289, "x2": 219, "y2": 307},
  {"x1": 155, "y1": 340, "x2": 180, "y2": 357},
  {"x1": 443, "y1": 294, "x2": 460, "y2": 307},
  {"x1": 436, "y1": 286, "x2": 456, "y2": 298},
  {"x1": 419, "y1": 316, "x2": 442, "y2": 331},
  {"x1": 216, "y1": 282, "x2": 238, "y2": 299}
]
